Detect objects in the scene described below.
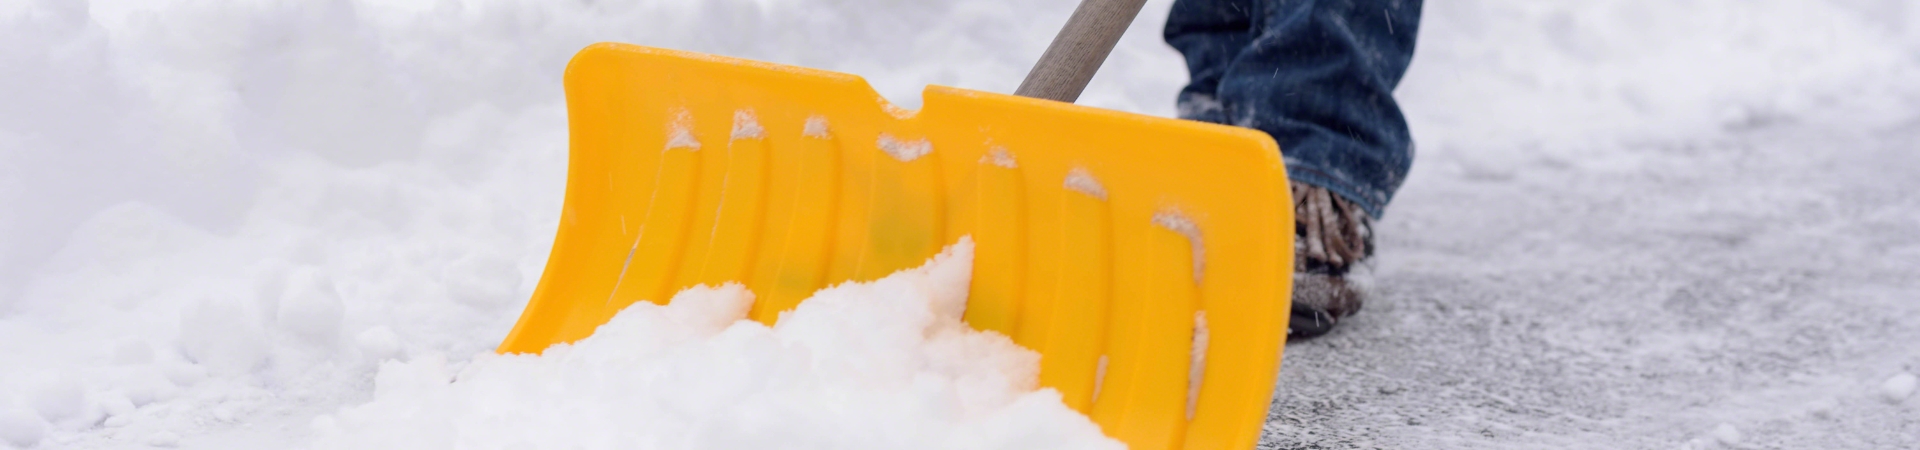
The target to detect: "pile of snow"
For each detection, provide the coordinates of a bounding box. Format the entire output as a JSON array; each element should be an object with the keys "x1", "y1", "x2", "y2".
[{"x1": 310, "y1": 240, "x2": 1120, "y2": 450}]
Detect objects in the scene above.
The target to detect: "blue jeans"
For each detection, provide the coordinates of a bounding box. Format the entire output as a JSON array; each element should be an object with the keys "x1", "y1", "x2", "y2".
[{"x1": 1165, "y1": 0, "x2": 1422, "y2": 218}]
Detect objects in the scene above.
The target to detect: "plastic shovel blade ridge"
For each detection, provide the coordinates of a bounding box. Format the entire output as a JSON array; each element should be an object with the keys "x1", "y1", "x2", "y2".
[{"x1": 499, "y1": 42, "x2": 1293, "y2": 450}]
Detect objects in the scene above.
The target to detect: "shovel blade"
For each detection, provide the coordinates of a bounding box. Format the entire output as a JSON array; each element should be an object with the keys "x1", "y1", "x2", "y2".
[{"x1": 500, "y1": 43, "x2": 1292, "y2": 450}]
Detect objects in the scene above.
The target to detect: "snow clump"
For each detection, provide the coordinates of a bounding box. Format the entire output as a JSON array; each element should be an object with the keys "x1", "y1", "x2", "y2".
[
  {"x1": 0, "y1": 404, "x2": 47, "y2": 447},
  {"x1": 310, "y1": 239, "x2": 1124, "y2": 450},
  {"x1": 1881, "y1": 372, "x2": 1916, "y2": 403},
  {"x1": 1709, "y1": 423, "x2": 1742, "y2": 446}
]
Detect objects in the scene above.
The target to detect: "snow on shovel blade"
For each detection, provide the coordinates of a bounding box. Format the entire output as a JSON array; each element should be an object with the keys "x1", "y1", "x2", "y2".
[{"x1": 498, "y1": 43, "x2": 1293, "y2": 450}]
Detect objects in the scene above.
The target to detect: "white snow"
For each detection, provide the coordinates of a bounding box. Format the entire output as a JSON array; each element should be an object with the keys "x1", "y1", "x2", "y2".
[
  {"x1": 354, "y1": 326, "x2": 402, "y2": 363},
  {"x1": 2, "y1": 0, "x2": 1918, "y2": 448},
  {"x1": 1091, "y1": 355, "x2": 1110, "y2": 400},
  {"x1": 310, "y1": 239, "x2": 1122, "y2": 450},
  {"x1": 667, "y1": 128, "x2": 702, "y2": 150},
  {"x1": 730, "y1": 110, "x2": 766, "y2": 140},
  {"x1": 1710, "y1": 423, "x2": 1742, "y2": 446},
  {"x1": 23, "y1": 377, "x2": 84, "y2": 427},
  {"x1": 177, "y1": 299, "x2": 271, "y2": 375},
  {"x1": 443, "y1": 253, "x2": 523, "y2": 308},
  {"x1": 668, "y1": 109, "x2": 702, "y2": 150},
  {"x1": 1062, "y1": 168, "x2": 1108, "y2": 200},
  {"x1": 803, "y1": 115, "x2": 832, "y2": 139},
  {"x1": 983, "y1": 147, "x2": 1018, "y2": 169},
  {"x1": 0, "y1": 407, "x2": 46, "y2": 448},
  {"x1": 275, "y1": 267, "x2": 346, "y2": 347},
  {"x1": 1151, "y1": 209, "x2": 1204, "y2": 283},
  {"x1": 93, "y1": 393, "x2": 133, "y2": 426},
  {"x1": 1882, "y1": 373, "x2": 1917, "y2": 403},
  {"x1": 111, "y1": 340, "x2": 154, "y2": 366},
  {"x1": 877, "y1": 134, "x2": 933, "y2": 162},
  {"x1": 143, "y1": 430, "x2": 180, "y2": 448},
  {"x1": 1186, "y1": 311, "x2": 1208, "y2": 421}
]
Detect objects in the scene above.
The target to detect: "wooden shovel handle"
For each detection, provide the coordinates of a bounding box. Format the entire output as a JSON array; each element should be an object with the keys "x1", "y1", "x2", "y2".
[{"x1": 1014, "y1": 0, "x2": 1151, "y2": 103}]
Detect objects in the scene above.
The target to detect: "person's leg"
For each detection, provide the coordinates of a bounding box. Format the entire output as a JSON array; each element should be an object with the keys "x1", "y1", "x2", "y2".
[
  {"x1": 1164, "y1": 0, "x2": 1258, "y2": 125},
  {"x1": 1166, "y1": 0, "x2": 1422, "y2": 338},
  {"x1": 1197, "y1": 0, "x2": 1420, "y2": 217}
]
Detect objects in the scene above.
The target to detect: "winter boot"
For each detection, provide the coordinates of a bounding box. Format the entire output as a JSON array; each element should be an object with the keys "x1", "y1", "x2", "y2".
[{"x1": 1288, "y1": 181, "x2": 1373, "y2": 340}]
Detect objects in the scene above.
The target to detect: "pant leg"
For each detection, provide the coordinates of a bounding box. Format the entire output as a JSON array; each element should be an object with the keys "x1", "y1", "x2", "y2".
[
  {"x1": 1166, "y1": 0, "x2": 1422, "y2": 218},
  {"x1": 1163, "y1": 0, "x2": 1258, "y2": 125}
]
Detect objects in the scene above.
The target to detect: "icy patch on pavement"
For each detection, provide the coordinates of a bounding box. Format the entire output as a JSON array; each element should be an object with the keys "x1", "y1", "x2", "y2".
[{"x1": 310, "y1": 239, "x2": 1124, "y2": 450}]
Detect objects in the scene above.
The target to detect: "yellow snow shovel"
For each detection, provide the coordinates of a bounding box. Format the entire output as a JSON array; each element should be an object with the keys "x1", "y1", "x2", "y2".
[{"x1": 497, "y1": 0, "x2": 1293, "y2": 448}]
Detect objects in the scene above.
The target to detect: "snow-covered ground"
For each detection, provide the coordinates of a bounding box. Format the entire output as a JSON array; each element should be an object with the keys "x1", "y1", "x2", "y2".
[{"x1": 2, "y1": 0, "x2": 1917, "y2": 448}]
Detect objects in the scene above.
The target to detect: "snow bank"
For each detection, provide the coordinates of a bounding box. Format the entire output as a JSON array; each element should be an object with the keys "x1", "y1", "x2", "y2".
[
  {"x1": 310, "y1": 239, "x2": 1122, "y2": 450},
  {"x1": 1399, "y1": 0, "x2": 1920, "y2": 166}
]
